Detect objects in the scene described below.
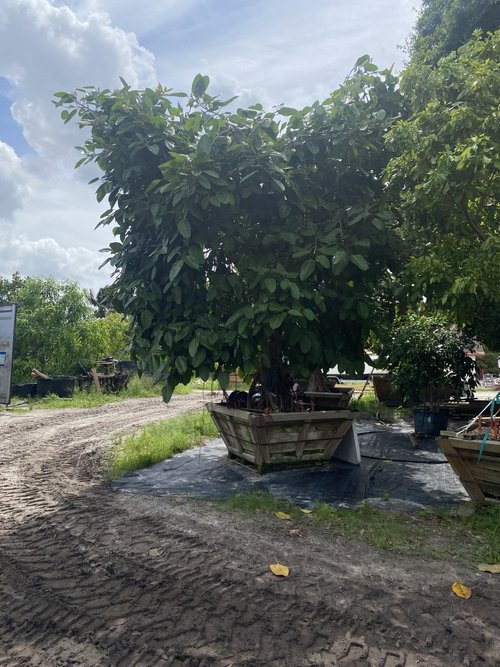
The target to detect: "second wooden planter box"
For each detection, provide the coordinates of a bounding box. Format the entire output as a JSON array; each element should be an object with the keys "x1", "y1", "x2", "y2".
[{"x1": 206, "y1": 402, "x2": 356, "y2": 474}]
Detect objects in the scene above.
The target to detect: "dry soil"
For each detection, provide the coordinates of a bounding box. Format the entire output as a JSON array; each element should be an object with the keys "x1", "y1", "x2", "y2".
[{"x1": 0, "y1": 396, "x2": 499, "y2": 666}]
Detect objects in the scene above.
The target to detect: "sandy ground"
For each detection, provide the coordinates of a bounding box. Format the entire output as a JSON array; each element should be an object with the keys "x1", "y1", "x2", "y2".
[{"x1": 0, "y1": 395, "x2": 499, "y2": 667}]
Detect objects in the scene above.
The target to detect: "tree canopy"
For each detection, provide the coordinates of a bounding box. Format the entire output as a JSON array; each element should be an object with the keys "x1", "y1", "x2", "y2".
[
  {"x1": 409, "y1": 0, "x2": 499, "y2": 64},
  {"x1": 56, "y1": 61, "x2": 402, "y2": 407},
  {"x1": 386, "y1": 29, "x2": 500, "y2": 346}
]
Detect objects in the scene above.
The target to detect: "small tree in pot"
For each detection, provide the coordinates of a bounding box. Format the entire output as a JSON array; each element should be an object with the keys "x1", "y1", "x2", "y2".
[
  {"x1": 55, "y1": 60, "x2": 401, "y2": 412},
  {"x1": 377, "y1": 314, "x2": 477, "y2": 434}
]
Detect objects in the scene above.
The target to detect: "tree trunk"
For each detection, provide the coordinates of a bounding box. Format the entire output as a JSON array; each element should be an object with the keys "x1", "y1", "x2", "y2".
[{"x1": 306, "y1": 368, "x2": 330, "y2": 393}]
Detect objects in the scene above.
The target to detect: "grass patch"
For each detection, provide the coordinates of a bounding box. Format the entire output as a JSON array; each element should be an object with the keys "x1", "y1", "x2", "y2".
[
  {"x1": 349, "y1": 394, "x2": 412, "y2": 421},
  {"x1": 108, "y1": 409, "x2": 219, "y2": 479},
  {"x1": 417, "y1": 504, "x2": 500, "y2": 563},
  {"x1": 222, "y1": 492, "x2": 500, "y2": 564},
  {"x1": 225, "y1": 492, "x2": 301, "y2": 516}
]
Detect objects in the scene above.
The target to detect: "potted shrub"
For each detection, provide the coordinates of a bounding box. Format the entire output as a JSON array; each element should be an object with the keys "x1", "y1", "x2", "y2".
[
  {"x1": 56, "y1": 63, "x2": 401, "y2": 468},
  {"x1": 377, "y1": 314, "x2": 477, "y2": 436}
]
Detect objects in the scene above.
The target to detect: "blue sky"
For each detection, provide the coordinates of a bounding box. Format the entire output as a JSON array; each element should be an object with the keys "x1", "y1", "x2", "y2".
[{"x1": 0, "y1": 0, "x2": 421, "y2": 290}]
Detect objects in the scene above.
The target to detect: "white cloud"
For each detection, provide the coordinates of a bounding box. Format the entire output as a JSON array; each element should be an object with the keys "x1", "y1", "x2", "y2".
[
  {"x1": 0, "y1": 141, "x2": 32, "y2": 218},
  {"x1": 0, "y1": 0, "x2": 421, "y2": 290},
  {"x1": 155, "y1": 0, "x2": 419, "y2": 108},
  {"x1": 0, "y1": 0, "x2": 157, "y2": 160},
  {"x1": 62, "y1": 0, "x2": 205, "y2": 38},
  {"x1": 0, "y1": 232, "x2": 111, "y2": 290},
  {"x1": 0, "y1": 0, "x2": 157, "y2": 289}
]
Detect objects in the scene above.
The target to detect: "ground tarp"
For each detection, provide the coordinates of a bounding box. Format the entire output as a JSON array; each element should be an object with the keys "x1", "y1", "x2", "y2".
[{"x1": 111, "y1": 420, "x2": 470, "y2": 511}]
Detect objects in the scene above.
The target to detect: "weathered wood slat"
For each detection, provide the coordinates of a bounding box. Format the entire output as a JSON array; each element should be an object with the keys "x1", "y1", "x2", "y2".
[
  {"x1": 439, "y1": 434, "x2": 500, "y2": 505},
  {"x1": 207, "y1": 403, "x2": 355, "y2": 474}
]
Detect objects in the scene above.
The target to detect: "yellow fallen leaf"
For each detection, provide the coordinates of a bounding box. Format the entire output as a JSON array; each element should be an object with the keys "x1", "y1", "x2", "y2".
[
  {"x1": 300, "y1": 509, "x2": 313, "y2": 514},
  {"x1": 478, "y1": 563, "x2": 500, "y2": 574},
  {"x1": 275, "y1": 511, "x2": 291, "y2": 520},
  {"x1": 452, "y1": 582, "x2": 472, "y2": 599},
  {"x1": 269, "y1": 563, "x2": 289, "y2": 577}
]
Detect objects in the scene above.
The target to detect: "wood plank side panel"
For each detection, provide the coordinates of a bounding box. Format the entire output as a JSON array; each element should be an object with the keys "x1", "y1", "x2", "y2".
[
  {"x1": 206, "y1": 403, "x2": 355, "y2": 471},
  {"x1": 439, "y1": 437, "x2": 495, "y2": 504}
]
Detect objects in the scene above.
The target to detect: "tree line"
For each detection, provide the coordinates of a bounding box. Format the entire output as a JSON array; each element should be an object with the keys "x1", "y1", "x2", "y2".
[{"x1": 0, "y1": 274, "x2": 130, "y2": 383}]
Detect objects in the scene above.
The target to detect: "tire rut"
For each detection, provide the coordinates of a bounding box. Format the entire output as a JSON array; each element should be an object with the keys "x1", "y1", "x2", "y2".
[{"x1": 0, "y1": 397, "x2": 499, "y2": 666}]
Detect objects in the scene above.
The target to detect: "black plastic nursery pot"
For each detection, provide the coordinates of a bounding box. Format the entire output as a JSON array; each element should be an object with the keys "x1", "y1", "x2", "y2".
[
  {"x1": 36, "y1": 376, "x2": 76, "y2": 398},
  {"x1": 11, "y1": 383, "x2": 37, "y2": 399},
  {"x1": 413, "y1": 408, "x2": 449, "y2": 437}
]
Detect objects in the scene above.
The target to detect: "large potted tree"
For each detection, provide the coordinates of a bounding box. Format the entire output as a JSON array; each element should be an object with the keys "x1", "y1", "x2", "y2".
[
  {"x1": 376, "y1": 314, "x2": 477, "y2": 436},
  {"x1": 55, "y1": 60, "x2": 401, "y2": 470}
]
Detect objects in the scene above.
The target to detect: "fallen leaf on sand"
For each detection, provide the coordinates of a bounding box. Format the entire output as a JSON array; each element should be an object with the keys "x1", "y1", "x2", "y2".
[
  {"x1": 477, "y1": 563, "x2": 500, "y2": 574},
  {"x1": 289, "y1": 528, "x2": 302, "y2": 537},
  {"x1": 269, "y1": 563, "x2": 290, "y2": 577},
  {"x1": 275, "y1": 511, "x2": 291, "y2": 520},
  {"x1": 452, "y1": 582, "x2": 472, "y2": 599}
]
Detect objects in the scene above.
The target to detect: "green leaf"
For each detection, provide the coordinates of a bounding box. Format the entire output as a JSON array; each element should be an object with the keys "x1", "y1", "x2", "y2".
[
  {"x1": 177, "y1": 218, "x2": 191, "y2": 239},
  {"x1": 269, "y1": 313, "x2": 286, "y2": 330},
  {"x1": 198, "y1": 366, "x2": 211, "y2": 382},
  {"x1": 162, "y1": 384, "x2": 174, "y2": 403},
  {"x1": 169, "y1": 259, "x2": 184, "y2": 282},
  {"x1": 141, "y1": 310, "x2": 153, "y2": 328},
  {"x1": 350, "y1": 254, "x2": 369, "y2": 271},
  {"x1": 355, "y1": 54, "x2": 371, "y2": 67},
  {"x1": 218, "y1": 370, "x2": 230, "y2": 389},
  {"x1": 264, "y1": 278, "x2": 277, "y2": 294},
  {"x1": 316, "y1": 254, "x2": 330, "y2": 269},
  {"x1": 289, "y1": 283, "x2": 301, "y2": 299},
  {"x1": 175, "y1": 356, "x2": 188, "y2": 374},
  {"x1": 192, "y1": 74, "x2": 209, "y2": 97},
  {"x1": 189, "y1": 338, "x2": 199, "y2": 358},
  {"x1": 278, "y1": 106, "x2": 298, "y2": 116},
  {"x1": 193, "y1": 348, "x2": 207, "y2": 368},
  {"x1": 300, "y1": 259, "x2": 315, "y2": 281}
]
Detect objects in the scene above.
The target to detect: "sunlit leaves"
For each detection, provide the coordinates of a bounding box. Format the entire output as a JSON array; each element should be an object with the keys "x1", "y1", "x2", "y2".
[{"x1": 56, "y1": 65, "x2": 400, "y2": 403}]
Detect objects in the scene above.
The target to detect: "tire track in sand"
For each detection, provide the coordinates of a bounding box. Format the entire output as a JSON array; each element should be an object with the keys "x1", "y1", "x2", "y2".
[{"x1": 0, "y1": 396, "x2": 499, "y2": 666}]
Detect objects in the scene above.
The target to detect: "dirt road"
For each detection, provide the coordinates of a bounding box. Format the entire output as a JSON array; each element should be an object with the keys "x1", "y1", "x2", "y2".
[{"x1": 0, "y1": 396, "x2": 499, "y2": 666}]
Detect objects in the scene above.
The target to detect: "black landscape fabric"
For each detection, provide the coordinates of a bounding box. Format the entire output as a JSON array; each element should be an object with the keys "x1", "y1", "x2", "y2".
[{"x1": 111, "y1": 420, "x2": 469, "y2": 511}]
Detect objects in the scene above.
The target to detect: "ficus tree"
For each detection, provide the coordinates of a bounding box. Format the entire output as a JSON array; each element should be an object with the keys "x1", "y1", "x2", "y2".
[{"x1": 55, "y1": 59, "x2": 402, "y2": 409}]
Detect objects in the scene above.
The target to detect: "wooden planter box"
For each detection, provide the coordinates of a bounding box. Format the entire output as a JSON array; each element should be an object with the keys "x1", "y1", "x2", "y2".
[
  {"x1": 304, "y1": 388, "x2": 353, "y2": 410},
  {"x1": 372, "y1": 374, "x2": 403, "y2": 406},
  {"x1": 206, "y1": 402, "x2": 356, "y2": 474},
  {"x1": 439, "y1": 429, "x2": 500, "y2": 505}
]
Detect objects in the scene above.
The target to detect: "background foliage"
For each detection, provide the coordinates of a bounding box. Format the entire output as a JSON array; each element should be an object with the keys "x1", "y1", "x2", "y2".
[{"x1": 0, "y1": 274, "x2": 130, "y2": 383}]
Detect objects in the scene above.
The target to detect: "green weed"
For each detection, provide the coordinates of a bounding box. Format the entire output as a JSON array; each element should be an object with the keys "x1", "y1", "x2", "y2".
[
  {"x1": 108, "y1": 409, "x2": 219, "y2": 479},
  {"x1": 222, "y1": 492, "x2": 500, "y2": 565}
]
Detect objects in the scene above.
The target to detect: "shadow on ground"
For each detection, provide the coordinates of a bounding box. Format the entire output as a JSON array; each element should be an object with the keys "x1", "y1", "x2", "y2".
[{"x1": 112, "y1": 420, "x2": 469, "y2": 511}]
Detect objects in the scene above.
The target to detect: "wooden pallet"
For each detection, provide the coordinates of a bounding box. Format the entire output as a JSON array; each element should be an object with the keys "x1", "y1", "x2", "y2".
[
  {"x1": 206, "y1": 402, "x2": 355, "y2": 474},
  {"x1": 439, "y1": 431, "x2": 500, "y2": 504}
]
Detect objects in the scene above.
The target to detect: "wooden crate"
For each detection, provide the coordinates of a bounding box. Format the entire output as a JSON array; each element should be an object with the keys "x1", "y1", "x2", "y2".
[
  {"x1": 372, "y1": 374, "x2": 403, "y2": 407},
  {"x1": 206, "y1": 402, "x2": 354, "y2": 474},
  {"x1": 304, "y1": 390, "x2": 353, "y2": 410},
  {"x1": 439, "y1": 431, "x2": 500, "y2": 504}
]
